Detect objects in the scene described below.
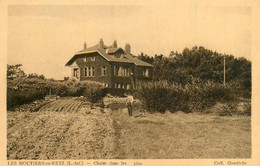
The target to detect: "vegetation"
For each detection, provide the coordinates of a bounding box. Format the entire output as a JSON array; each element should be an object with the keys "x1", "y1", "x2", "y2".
[
  {"x1": 7, "y1": 78, "x2": 106, "y2": 110},
  {"x1": 112, "y1": 108, "x2": 251, "y2": 159},
  {"x1": 7, "y1": 65, "x2": 106, "y2": 110},
  {"x1": 136, "y1": 78, "x2": 235, "y2": 113},
  {"x1": 7, "y1": 47, "x2": 252, "y2": 160},
  {"x1": 138, "y1": 46, "x2": 251, "y2": 97},
  {"x1": 7, "y1": 89, "x2": 45, "y2": 110},
  {"x1": 7, "y1": 46, "x2": 251, "y2": 114},
  {"x1": 136, "y1": 46, "x2": 251, "y2": 114}
]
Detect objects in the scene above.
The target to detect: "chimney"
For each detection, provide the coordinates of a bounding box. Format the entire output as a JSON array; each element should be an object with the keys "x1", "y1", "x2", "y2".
[
  {"x1": 99, "y1": 38, "x2": 104, "y2": 49},
  {"x1": 113, "y1": 40, "x2": 117, "y2": 48},
  {"x1": 83, "y1": 42, "x2": 87, "y2": 49},
  {"x1": 125, "y1": 43, "x2": 131, "y2": 55}
]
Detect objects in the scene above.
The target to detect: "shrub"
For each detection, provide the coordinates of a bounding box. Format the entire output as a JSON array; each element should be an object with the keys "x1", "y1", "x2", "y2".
[
  {"x1": 66, "y1": 81, "x2": 107, "y2": 103},
  {"x1": 7, "y1": 89, "x2": 45, "y2": 110},
  {"x1": 84, "y1": 85, "x2": 107, "y2": 103},
  {"x1": 106, "y1": 88, "x2": 126, "y2": 97},
  {"x1": 136, "y1": 78, "x2": 236, "y2": 114},
  {"x1": 136, "y1": 81, "x2": 175, "y2": 113},
  {"x1": 7, "y1": 78, "x2": 107, "y2": 110}
]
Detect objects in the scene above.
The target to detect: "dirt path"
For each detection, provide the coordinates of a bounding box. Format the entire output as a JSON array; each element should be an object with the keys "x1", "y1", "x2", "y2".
[{"x1": 7, "y1": 98, "x2": 119, "y2": 159}]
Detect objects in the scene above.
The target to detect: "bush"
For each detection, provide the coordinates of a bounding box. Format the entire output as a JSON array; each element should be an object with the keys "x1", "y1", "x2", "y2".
[
  {"x1": 136, "y1": 81, "x2": 177, "y2": 113},
  {"x1": 65, "y1": 81, "x2": 107, "y2": 103},
  {"x1": 106, "y1": 88, "x2": 126, "y2": 97},
  {"x1": 83, "y1": 84, "x2": 107, "y2": 103},
  {"x1": 7, "y1": 78, "x2": 107, "y2": 110},
  {"x1": 136, "y1": 79, "x2": 236, "y2": 114},
  {"x1": 7, "y1": 89, "x2": 45, "y2": 110}
]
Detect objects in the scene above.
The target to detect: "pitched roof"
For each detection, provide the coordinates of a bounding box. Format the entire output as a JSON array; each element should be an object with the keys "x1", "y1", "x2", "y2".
[
  {"x1": 65, "y1": 42, "x2": 153, "y2": 67},
  {"x1": 77, "y1": 44, "x2": 109, "y2": 54},
  {"x1": 107, "y1": 47, "x2": 122, "y2": 54},
  {"x1": 124, "y1": 54, "x2": 153, "y2": 67}
]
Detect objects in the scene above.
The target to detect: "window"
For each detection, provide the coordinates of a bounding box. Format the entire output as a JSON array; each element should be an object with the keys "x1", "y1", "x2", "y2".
[
  {"x1": 115, "y1": 83, "x2": 117, "y2": 88},
  {"x1": 118, "y1": 66, "x2": 123, "y2": 76},
  {"x1": 85, "y1": 67, "x2": 95, "y2": 77},
  {"x1": 143, "y1": 68, "x2": 149, "y2": 77},
  {"x1": 102, "y1": 66, "x2": 107, "y2": 76},
  {"x1": 114, "y1": 66, "x2": 118, "y2": 76},
  {"x1": 84, "y1": 68, "x2": 87, "y2": 77},
  {"x1": 73, "y1": 68, "x2": 79, "y2": 78},
  {"x1": 123, "y1": 68, "x2": 126, "y2": 77},
  {"x1": 91, "y1": 56, "x2": 95, "y2": 61},
  {"x1": 114, "y1": 66, "x2": 131, "y2": 77},
  {"x1": 92, "y1": 67, "x2": 95, "y2": 76},
  {"x1": 88, "y1": 67, "x2": 91, "y2": 76},
  {"x1": 145, "y1": 69, "x2": 149, "y2": 77},
  {"x1": 127, "y1": 84, "x2": 131, "y2": 90},
  {"x1": 122, "y1": 84, "x2": 125, "y2": 89},
  {"x1": 118, "y1": 84, "x2": 121, "y2": 89},
  {"x1": 126, "y1": 68, "x2": 130, "y2": 77},
  {"x1": 128, "y1": 68, "x2": 133, "y2": 76}
]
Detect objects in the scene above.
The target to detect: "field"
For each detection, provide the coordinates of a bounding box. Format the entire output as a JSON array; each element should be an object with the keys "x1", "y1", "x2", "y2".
[{"x1": 7, "y1": 97, "x2": 251, "y2": 159}]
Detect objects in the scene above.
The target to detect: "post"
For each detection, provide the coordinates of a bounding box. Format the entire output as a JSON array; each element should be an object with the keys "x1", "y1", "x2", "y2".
[{"x1": 224, "y1": 55, "x2": 226, "y2": 87}]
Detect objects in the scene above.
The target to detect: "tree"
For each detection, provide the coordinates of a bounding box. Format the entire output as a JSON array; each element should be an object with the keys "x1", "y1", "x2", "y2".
[
  {"x1": 27, "y1": 73, "x2": 45, "y2": 79},
  {"x1": 7, "y1": 64, "x2": 26, "y2": 79},
  {"x1": 152, "y1": 46, "x2": 251, "y2": 88},
  {"x1": 137, "y1": 52, "x2": 154, "y2": 64}
]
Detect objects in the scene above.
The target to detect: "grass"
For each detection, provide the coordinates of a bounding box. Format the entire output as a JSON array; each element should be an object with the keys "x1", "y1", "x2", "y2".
[
  {"x1": 111, "y1": 108, "x2": 251, "y2": 159},
  {"x1": 7, "y1": 97, "x2": 251, "y2": 159}
]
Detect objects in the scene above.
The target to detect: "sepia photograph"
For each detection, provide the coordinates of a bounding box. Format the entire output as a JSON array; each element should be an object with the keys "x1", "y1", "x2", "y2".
[{"x1": 1, "y1": 0, "x2": 260, "y2": 165}]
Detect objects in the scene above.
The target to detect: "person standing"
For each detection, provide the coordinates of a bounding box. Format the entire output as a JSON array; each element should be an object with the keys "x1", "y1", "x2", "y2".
[{"x1": 126, "y1": 95, "x2": 134, "y2": 116}]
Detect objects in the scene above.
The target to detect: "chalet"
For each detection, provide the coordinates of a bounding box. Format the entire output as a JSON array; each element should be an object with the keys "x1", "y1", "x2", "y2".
[{"x1": 65, "y1": 39, "x2": 153, "y2": 89}]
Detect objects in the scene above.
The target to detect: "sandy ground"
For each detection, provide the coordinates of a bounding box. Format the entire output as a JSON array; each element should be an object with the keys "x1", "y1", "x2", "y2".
[
  {"x1": 7, "y1": 97, "x2": 251, "y2": 159},
  {"x1": 7, "y1": 98, "x2": 118, "y2": 159}
]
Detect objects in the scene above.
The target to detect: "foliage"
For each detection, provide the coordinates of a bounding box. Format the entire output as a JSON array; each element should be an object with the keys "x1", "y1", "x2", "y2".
[
  {"x1": 137, "y1": 46, "x2": 251, "y2": 98},
  {"x1": 27, "y1": 73, "x2": 45, "y2": 80},
  {"x1": 136, "y1": 79, "x2": 235, "y2": 113},
  {"x1": 7, "y1": 64, "x2": 26, "y2": 79},
  {"x1": 137, "y1": 52, "x2": 154, "y2": 64},
  {"x1": 7, "y1": 89, "x2": 45, "y2": 110},
  {"x1": 75, "y1": 81, "x2": 107, "y2": 103},
  {"x1": 7, "y1": 76, "x2": 107, "y2": 110}
]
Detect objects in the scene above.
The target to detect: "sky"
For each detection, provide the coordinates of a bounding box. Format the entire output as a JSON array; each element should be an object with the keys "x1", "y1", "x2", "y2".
[{"x1": 7, "y1": 1, "x2": 252, "y2": 80}]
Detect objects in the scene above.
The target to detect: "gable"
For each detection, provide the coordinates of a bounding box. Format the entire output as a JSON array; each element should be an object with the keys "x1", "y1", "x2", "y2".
[
  {"x1": 107, "y1": 48, "x2": 125, "y2": 54},
  {"x1": 70, "y1": 61, "x2": 79, "y2": 68}
]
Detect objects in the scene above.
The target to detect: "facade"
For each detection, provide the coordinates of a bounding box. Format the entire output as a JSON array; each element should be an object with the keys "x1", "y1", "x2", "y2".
[{"x1": 65, "y1": 39, "x2": 153, "y2": 89}]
